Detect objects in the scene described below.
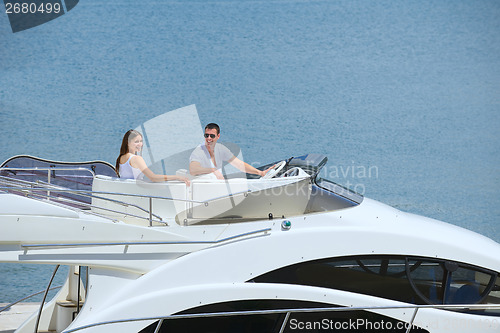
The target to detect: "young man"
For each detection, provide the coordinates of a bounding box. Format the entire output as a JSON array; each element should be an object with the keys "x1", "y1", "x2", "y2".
[{"x1": 189, "y1": 123, "x2": 271, "y2": 179}]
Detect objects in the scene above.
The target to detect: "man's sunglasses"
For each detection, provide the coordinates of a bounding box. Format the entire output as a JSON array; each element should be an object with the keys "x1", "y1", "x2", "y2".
[{"x1": 204, "y1": 133, "x2": 217, "y2": 138}]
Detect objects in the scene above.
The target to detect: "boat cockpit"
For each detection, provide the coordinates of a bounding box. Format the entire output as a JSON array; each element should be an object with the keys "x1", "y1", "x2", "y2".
[{"x1": 0, "y1": 154, "x2": 363, "y2": 227}]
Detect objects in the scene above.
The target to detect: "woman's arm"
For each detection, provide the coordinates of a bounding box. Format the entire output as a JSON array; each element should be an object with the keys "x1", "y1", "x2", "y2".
[{"x1": 131, "y1": 155, "x2": 190, "y2": 185}]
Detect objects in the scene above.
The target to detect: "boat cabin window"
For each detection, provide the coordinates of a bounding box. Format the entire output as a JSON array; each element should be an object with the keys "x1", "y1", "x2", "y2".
[
  {"x1": 250, "y1": 255, "x2": 500, "y2": 316},
  {"x1": 138, "y1": 299, "x2": 429, "y2": 333},
  {"x1": 405, "y1": 257, "x2": 499, "y2": 307}
]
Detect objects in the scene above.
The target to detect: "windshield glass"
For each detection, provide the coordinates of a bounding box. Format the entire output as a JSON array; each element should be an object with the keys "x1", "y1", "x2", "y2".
[{"x1": 0, "y1": 155, "x2": 116, "y2": 207}]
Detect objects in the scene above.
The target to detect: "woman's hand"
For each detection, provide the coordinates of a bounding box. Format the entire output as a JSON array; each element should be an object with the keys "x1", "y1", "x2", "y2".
[{"x1": 177, "y1": 176, "x2": 190, "y2": 186}]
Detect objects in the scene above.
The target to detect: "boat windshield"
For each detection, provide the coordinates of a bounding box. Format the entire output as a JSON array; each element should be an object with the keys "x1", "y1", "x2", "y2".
[
  {"x1": 0, "y1": 155, "x2": 117, "y2": 207},
  {"x1": 256, "y1": 154, "x2": 363, "y2": 206}
]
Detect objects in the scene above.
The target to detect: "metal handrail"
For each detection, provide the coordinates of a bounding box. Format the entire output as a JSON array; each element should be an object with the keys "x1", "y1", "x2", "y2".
[
  {"x1": 1, "y1": 173, "x2": 256, "y2": 204},
  {"x1": 0, "y1": 179, "x2": 256, "y2": 227},
  {"x1": 2, "y1": 185, "x2": 166, "y2": 224},
  {"x1": 62, "y1": 303, "x2": 500, "y2": 333},
  {"x1": 0, "y1": 179, "x2": 193, "y2": 225},
  {"x1": 35, "y1": 265, "x2": 59, "y2": 333},
  {"x1": 0, "y1": 175, "x2": 44, "y2": 186},
  {"x1": 0, "y1": 286, "x2": 62, "y2": 314},
  {"x1": 278, "y1": 312, "x2": 291, "y2": 333},
  {"x1": 21, "y1": 227, "x2": 272, "y2": 249},
  {"x1": 0, "y1": 186, "x2": 205, "y2": 204},
  {"x1": 1, "y1": 167, "x2": 95, "y2": 198},
  {"x1": 40, "y1": 181, "x2": 168, "y2": 223},
  {"x1": 0, "y1": 167, "x2": 95, "y2": 178}
]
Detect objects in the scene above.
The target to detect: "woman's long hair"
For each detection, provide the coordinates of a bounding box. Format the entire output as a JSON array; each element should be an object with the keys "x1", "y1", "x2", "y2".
[{"x1": 115, "y1": 129, "x2": 142, "y2": 176}]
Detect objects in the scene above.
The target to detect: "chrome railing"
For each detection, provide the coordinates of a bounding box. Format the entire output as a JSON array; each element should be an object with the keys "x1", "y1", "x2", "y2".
[
  {"x1": 1, "y1": 167, "x2": 95, "y2": 179},
  {"x1": 0, "y1": 173, "x2": 209, "y2": 226},
  {"x1": 19, "y1": 227, "x2": 271, "y2": 249},
  {"x1": 0, "y1": 167, "x2": 95, "y2": 200},
  {"x1": 0, "y1": 174, "x2": 263, "y2": 227},
  {"x1": 0, "y1": 183, "x2": 165, "y2": 226},
  {"x1": 0, "y1": 182, "x2": 167, "y2": 224},
  {"x1": 0, "y1": 286, "x2": 62, "y2": 314},
  {"x1": 35, "y1": 265, "x2": 60, "y2": 333},
  {"x1": 62, "y1": 303, "x2": 500, "y2": 333}
]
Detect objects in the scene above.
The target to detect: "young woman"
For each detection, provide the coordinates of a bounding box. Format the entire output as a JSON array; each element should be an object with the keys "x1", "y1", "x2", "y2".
[{"x1": 115, "y1": 129, "x2": 190, "y2": 185}]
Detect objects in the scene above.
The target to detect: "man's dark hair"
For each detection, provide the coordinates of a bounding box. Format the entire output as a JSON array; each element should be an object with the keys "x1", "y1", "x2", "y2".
[{"x1": 205, "y1": 123, "x2": 220, "y2": 134}]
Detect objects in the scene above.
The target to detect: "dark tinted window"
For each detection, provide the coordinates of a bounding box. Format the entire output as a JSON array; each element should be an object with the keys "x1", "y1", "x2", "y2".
[
  {"x1": 250, "y1": 255, "x2": 500, "y2": 316},
  {"x1": 252, "y1": 256, "x2": 419, "y2": 304},
  {"x1": 406, "y1": 258, "x2": 499, "y2": 309}
]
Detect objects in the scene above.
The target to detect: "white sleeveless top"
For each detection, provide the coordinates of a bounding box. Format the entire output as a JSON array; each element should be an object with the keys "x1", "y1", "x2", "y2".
[{"x1": 119, "y1": 155, "x2": 142, "y2": 179}]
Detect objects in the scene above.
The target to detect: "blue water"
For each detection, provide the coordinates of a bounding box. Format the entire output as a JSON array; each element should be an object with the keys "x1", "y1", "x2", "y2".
[{"x1": 1, "y1": 0, "x2": 499, "y2": 303}]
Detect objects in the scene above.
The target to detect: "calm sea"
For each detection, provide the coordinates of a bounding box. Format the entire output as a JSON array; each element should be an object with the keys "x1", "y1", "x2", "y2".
[{"x1": 1, "y1": 0, "x2": 499, "y2": 303}]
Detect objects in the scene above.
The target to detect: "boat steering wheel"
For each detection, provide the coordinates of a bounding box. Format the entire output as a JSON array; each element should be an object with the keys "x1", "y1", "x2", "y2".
[
  {"x1": 280, "y1": 167, "x2": 301, "y2": 177},
  {"x1": 261, "y1": 160, "x2": 286, "y2": 179}
]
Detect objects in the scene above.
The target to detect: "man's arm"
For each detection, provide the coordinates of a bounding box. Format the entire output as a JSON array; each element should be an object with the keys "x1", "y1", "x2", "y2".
[
  {"x1": 189, "y1": 161, "x2": 215, "y2": 176},
  {"x1": 228, "y1": 157, "x2": 268, "y2": 177},
  {"x1": 189, "y1": 161, "x2": 224, "y2": 179}
]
